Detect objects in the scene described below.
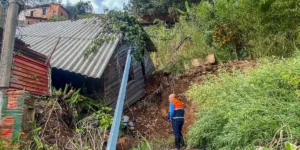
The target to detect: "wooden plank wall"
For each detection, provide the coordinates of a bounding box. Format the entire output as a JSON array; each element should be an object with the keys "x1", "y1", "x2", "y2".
[
  {"x1": 144, "y1": 50, "x2": 155, "y2": 75},
  {"x1": 103, "y1": 44, "x2": 146, "y2": 109}
]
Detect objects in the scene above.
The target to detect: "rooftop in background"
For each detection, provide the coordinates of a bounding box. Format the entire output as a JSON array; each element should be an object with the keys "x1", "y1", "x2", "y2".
[
  {"x1": 16, "y1": 17, "x2": 156, "y2": 78},
  {"x1": 18, "y1": 4, "x2": 75, "y2": 25}
]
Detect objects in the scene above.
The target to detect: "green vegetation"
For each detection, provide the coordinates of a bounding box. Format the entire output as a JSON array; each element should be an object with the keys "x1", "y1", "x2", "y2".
[
  {"x1": 187, "y1": 54, "x2": 300, "y2": 149},
  {"x1": 48, "y1": 15, "x2": 67, "y2": 22},
  {"x1": 145, "y1": 0, "x2": 300, "y2": 73},
  {"x1": 86, "y1": 11, "x2": 149, "y2": 61},
  {"x1": 130, "y1": 138, "x2": 152, "y2": 150},
  {"x1": 84, "y1": 36, "x2": 116, "y2": 59},
  {"x1": 145, "y1": 18, "x2": 213, "y2": 73},
  {"x1": 127, "y1": 0, "x2": 201, "y2": 16},
  {"x1": 0, "y1": 0, "x2": 7, "y2": 28},
  {"x1": 130, "y1": 137, "x2": 174, "y2": 150},
  {"x1": 25, "y1": 85, "x2": 113, "y2": 149},
  {"x1": 64, "y1": 0, "x2": 94, "y2": 15}
]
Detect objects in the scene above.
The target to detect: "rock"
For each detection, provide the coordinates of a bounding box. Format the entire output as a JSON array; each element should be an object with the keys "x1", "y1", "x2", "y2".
[
  {"x1": 192, "y1": 59, "x2": 201, "y2": 67},
  {"x1": 206, "y1": 54, "x2": 216, "y2": 64},
  {"x1": 116, "y1": 137, "x2": 136, "y2": 150}
]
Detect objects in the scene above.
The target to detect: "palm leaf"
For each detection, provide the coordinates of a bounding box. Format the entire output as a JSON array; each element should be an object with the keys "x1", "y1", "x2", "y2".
[
  {"x1": 175, "y1": 8, "x2": 187, "y2": 15},
  {"x1": 185, "y1": 1, "x2": 190, "y2": 13}
]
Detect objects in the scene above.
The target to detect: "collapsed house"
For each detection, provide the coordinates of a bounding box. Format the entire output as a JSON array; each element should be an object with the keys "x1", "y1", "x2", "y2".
[{"x1": 17, "y1": 17, "x2": 156, "y2": 108}]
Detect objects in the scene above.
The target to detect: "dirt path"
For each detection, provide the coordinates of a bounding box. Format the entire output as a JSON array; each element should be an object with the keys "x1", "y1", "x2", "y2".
[{"x1": 125, "y1": 72, "x2": 199, "y2": 139}]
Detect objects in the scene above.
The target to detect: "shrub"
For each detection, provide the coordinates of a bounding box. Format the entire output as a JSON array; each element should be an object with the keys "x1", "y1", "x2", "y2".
[
  {"x1": 49, "y1": 15, "x2": 67, "y2": 22},
  {"x1": 146, "y1": 0, "x2": 300, "y2": 74},
  {"x1": 187, "y1": 53, "x2": 300, "y2": 149},
  {"x1": 146, "y1": 18, "x2": 214, "y2": 74}
]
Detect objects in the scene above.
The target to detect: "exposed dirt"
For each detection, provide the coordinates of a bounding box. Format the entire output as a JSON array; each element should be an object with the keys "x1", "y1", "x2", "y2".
[{"x1": 124, "y1": 60, "x2": 256, "y2": 139}]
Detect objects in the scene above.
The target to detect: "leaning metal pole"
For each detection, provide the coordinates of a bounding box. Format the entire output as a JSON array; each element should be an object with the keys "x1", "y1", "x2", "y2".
[{"x1": 106, "y1": 47, "x2": 133, "y2": 150}]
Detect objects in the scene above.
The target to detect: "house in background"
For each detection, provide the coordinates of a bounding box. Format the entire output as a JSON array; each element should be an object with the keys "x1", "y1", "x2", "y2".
[
  {"x1": 17, "y1": 17, "x2": 156, "y2": 108},
  {"x1": 18, "y1": 4, "x2": 75, "y2": 25}
]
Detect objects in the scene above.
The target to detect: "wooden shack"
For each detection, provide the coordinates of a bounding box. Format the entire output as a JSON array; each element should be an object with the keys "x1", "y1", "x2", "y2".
[
  {"x1": 103, "y1": 44, "x2": 155, "y2": 108},
  {"x1": 17, "y1": 18, "x2": 156, "y2": 109}
]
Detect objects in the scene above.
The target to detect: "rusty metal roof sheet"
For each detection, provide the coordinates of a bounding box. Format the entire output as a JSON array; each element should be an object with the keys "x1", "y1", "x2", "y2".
[
  {"x1": 17, "y1": 17, "x2": 121, "y2": 78},
  {"x1": 10, "y1": 55, "x2": 49, "y2": 95}
]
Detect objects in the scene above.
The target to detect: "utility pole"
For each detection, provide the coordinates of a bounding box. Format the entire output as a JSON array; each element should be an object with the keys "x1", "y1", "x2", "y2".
[
  {"x1": 106, "y1": 47, "x2": 134, "y2": 150},
  {"x1": 0, "y1": 0, "x2": 19, "y2": 87},
  {"x1": 0, "y1": 0, "x2": 19, "y2": 119}
]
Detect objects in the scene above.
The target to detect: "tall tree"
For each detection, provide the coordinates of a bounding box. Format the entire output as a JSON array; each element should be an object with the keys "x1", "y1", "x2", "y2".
[
  {"x1": 64, "y1": 0, "x2": 77, "y2": 14},
  {"x1": 75, "y1": 1, "x2": 93, "y2": 14},
  {"x1": 64, "y1": 1, "x2": 94, "y2": 15},
  {"x1": 127, "y1": 0, "x2": 201, "y2": 16},
  {"x1": 0, "y1": 0, "x2": 8, "y2": 28}
]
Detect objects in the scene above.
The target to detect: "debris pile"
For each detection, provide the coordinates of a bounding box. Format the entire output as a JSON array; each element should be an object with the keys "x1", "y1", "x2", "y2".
[
  {"x1": 32, "y1": 88, "x2": 114, "y2": 150},
  {"x1": 34, "y1": 96, "x2": 74, "y2": 149}
]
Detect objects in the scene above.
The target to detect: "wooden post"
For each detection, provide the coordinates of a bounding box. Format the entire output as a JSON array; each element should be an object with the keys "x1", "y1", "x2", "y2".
[{"x1": 0, "y1": 0, "x2": 19, "y2": 88}]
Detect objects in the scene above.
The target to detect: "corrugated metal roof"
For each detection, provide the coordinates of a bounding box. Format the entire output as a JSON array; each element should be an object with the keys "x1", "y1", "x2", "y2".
[{"x1": 17, "y1": 17, "x2": 121, "y2": 78}]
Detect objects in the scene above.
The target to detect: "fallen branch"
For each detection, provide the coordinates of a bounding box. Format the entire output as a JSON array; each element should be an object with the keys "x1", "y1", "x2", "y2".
[
  {"x1": 63, "y1": 90, "x2": 74, "y2": 100},
  {"x1": 41, "y1": 100, "x2": 58, "y2": 137},
  {"x1": 174, "y1": 34, "x2": 192, "y2": 51}
]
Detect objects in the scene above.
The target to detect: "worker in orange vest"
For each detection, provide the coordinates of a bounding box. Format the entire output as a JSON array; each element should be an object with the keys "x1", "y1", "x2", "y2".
[{"x1": 168, "y1": 94, "x2": 185, "y2": 149}]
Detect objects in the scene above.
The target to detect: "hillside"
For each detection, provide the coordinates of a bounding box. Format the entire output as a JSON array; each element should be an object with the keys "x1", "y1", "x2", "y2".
[{"x1": 1, "y1": 0, "x2": 300, "y2": 150}]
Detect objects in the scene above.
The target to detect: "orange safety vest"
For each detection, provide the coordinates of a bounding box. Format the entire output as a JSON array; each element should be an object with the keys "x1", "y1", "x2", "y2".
[{"x1": 169, "y1": 98, "x2": 185, "y2": 120}]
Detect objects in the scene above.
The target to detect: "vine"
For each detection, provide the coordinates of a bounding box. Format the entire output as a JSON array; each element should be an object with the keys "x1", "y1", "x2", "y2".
[
  {"x1": 84, "y1": 36, "x2": 116, "y2": 59},
  {"x1": 102, "y1": 11, "x2": 148, "y2": 62},
  {"x1": 85, "y1": 11, "x2": 148, "y2": 61}
]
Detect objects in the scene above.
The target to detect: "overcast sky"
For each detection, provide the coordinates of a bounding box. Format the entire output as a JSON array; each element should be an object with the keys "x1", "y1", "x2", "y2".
[{"x1": 62, "y1": 0, "x2": 129, "y2": 14}]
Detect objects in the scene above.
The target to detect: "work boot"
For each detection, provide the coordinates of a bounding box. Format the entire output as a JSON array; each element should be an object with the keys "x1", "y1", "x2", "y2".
[
  {"x1": 175, "y1": 138, "x2": 181, "y2": 149},
  {"x1": 180, "y1": 136, "x2": 185, "y2": 148}
]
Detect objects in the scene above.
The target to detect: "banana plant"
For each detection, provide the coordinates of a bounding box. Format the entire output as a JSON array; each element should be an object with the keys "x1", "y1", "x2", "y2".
[{"x1": 175, "y1": 1, "x2": 190, "y2": 16}]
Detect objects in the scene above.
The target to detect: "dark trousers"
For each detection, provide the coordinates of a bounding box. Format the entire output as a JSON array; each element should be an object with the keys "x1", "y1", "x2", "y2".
[{"x1": 172, "y1": 120, "x2": 184, "y2": 138}]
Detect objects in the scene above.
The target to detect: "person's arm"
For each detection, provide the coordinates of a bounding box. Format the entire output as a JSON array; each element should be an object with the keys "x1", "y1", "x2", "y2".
[{"x1": 169, "y1": 102, "x2": 174, "y2": 121}]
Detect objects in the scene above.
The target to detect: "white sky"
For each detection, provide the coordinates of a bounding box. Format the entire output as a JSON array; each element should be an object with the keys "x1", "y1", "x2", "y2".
[{"x1": 62, "y1": 0, "x2": 129, "y2": 14}]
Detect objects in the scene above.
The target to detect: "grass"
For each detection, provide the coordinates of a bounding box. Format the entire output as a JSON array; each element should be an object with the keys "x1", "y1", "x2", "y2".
[
  {"x1": 130, "y1": 137, "x2": 174, "y2": 150},
  {"x1": 187, "y1": 53, "x2": 300, "y2": 149},
  {"x1": 149, "y1": 137, "x2": 174, "y2": 150}
]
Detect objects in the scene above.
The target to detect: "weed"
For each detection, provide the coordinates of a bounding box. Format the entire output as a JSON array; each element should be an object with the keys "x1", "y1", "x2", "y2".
[{"x1": 187, "y1": 53, "x2": 300, "y2": 149}]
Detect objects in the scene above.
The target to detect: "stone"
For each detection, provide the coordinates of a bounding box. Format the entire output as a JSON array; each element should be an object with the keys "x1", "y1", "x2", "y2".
[
  {"x1": 192, "y1": 59, "x2": 201, "y2": 67},
  {"x1": 206, "y1": 54, "x2": 216, "y2": 64},
  {"x1": 116, "y1": 137, "x2": 136, "y2": 150}
]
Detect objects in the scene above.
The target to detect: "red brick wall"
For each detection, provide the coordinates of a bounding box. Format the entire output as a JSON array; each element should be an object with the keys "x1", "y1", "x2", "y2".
[
  {"x1": 20, "y1": 4, "x2": 69, "y2": 25},
  {"x1": 46, "y1": 4, "x2": 69, "y2": 19}
]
